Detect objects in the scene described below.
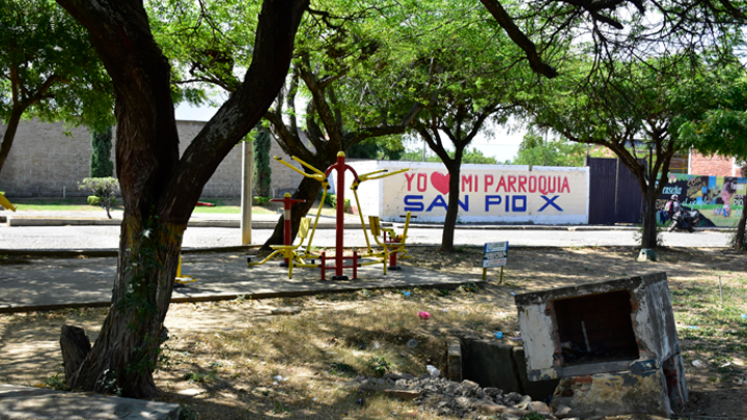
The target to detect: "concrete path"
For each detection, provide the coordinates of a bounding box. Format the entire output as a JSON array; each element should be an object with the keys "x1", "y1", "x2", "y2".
[
  {"x1": 0, "y1": 252, "x2": 480, "y2": 313},
  {"x1": 0, "y1": 384, "x2": 180, "y2": 419}
]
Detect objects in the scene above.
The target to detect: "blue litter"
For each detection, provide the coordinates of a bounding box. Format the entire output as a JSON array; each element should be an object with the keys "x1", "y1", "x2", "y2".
[
  {"x1": 685, "y1": 326, "x2": 700, "y2": 330},
  {"x1": 402, "y1": 291, "x2": 411, "y2": 298},
  {"x1": 741, "y1": 314, "x2": 746, "y2": 320},
  {"x1": 494, "y1": 331, "x2": 503, "y2": 339}
]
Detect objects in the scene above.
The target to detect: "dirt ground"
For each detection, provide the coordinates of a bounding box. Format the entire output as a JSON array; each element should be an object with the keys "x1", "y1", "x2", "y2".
[{"x1": 1, "y1": 246, "x2": 746, "y2": 419}]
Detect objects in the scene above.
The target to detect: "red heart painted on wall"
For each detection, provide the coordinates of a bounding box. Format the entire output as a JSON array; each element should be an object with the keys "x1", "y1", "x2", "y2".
[{"x1": 431, "y1": 172, "x2": 450, "y2": 195}]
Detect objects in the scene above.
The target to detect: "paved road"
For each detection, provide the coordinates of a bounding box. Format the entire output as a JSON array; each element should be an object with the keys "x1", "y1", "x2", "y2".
[{"x1": 0, "y1": 224, "x2": 732, "y2": 249}]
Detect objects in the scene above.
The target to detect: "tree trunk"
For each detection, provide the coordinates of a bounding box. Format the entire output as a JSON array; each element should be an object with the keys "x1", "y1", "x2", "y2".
[
  {"x1": 735, "y1": 203, "x2": 747, "y2": 250},
  {"x1": 60, "y1": 325, "x2": 91, "y2": 383},
  {"x1": 441, "y1": 162, "x2": 461, "y2": 252},
  {"x1": 55, "y1": 0, "x2": 308, "y2": 399},
  {"x1": 641, "y1": 184, "x2": 658, "y2": 249},
  {"x1": 262, "y1": 176, "x2": 323, "y2": 250},
  {"x1": 68, "y1": 217, "x2": 183, "y2": 397},
  {"x1": 0, "y1": 106, "x2": 25, "y2": 177}
]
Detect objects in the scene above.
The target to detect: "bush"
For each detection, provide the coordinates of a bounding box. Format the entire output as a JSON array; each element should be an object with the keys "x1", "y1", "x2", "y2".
[
  {"x1": 253, "y1": 196, "x2": 270, "y2": 206},
  {"x1": 325, "y1": 194, "x2": 351, "y2": 211}
]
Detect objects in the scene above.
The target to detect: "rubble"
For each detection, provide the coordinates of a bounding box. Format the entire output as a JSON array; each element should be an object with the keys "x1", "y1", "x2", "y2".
[{"x1": 354, "y1": 373, "x2": 556, "y2": 419}]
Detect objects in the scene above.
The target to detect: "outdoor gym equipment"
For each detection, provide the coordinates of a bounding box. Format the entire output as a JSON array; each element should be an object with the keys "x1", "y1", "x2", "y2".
[
  {"x1": 0, "y1": 192, "x2": 16, "y2": 212},
  {"x1": 368, "y1": 212, "x2": 412, "y2": 274},
  {"x1": 271, "y1": 193, "x2": 306, "y2": 265},
  {"x1": 272, "y1": 152, "x2": 409, "y2": 280},
  {"x1": 175, "y1": 254, "x2": 197, "y2": 286},
  {"x1": 247, "y1": 217, "x2": 316, "y2": 279}
]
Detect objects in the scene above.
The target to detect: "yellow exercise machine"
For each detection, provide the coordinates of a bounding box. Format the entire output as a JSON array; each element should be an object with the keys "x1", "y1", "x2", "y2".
[
  {"x1": 0, "y1": 192, "x2": 16, "y2": 212},
  {"x1": 247, "y1": 217, "x2": 316, "y2": 279},
  {"x1": 175, "y1": 254, "x2": 197, "y2": 285},
  {"x1": 366, "y1": 212, "x2": 412, "y2": 275},
  {"x1": 250, "y1": 153, "x2": 412, "y2": 278}
]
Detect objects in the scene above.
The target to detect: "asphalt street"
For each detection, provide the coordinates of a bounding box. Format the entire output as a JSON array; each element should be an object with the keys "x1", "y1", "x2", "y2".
[{"x1": 0, "y1": 224, "x2": 733, "y2": 249}]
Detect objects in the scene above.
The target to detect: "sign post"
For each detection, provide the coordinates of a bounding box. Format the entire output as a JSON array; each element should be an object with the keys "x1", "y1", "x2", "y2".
[{"x1": 482, "y1": 242, "x2": 509, "y2": 284}]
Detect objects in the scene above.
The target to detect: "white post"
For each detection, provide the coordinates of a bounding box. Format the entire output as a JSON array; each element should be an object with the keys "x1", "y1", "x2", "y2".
[{"x1": 241, "y1": 141, "x2": 254, "y2": 245}]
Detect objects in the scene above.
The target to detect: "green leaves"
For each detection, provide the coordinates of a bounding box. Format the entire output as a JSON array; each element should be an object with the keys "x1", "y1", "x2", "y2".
[{"x1": 0, "y1": 0, "x2": 113, "y2": 129}]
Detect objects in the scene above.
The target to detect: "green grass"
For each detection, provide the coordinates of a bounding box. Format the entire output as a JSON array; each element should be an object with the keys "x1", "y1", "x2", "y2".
[{"x1": 7, "y1": 197, "x2": 277, "y2": 215}]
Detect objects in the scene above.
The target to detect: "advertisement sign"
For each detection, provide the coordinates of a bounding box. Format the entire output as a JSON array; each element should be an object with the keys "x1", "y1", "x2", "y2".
[
  {"x1": 483, "y1": 242, "x2": 509, "y2": 268},
  {"x1": 657, "y1": 174, "x2": 746, "y2": 227},
  {"x1": 378, "y1": 164, "x2": 588, "y2": 224}
]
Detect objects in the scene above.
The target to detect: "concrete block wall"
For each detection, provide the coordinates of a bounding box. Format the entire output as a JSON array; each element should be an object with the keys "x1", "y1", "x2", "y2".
[
  {"x1": 0, "y1": 119, "x2": 303, "y2": 198},
  {"x1": 690, "y1": 152, "x2": 741, "y2": 177}
]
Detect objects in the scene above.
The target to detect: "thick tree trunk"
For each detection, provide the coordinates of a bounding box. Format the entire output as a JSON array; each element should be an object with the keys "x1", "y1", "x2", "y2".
[
  {"x1": 0, "y1": 106, "x2": 25, "y2": 177},
  {"x1": 68, "y1": 218, "x2": 184, "y2": 397},
  {"x1": 55, "y1": 0, "x2": 308, "y2": 399},
  {"x1": 441, "y1": 163, "x2": 461, "y2": 252},
  {"x1": 262, "y1": 176, "x2": 324, "y2": 250},
  {"x1": 735, "y1": 204, "x2": 747, "y2": 250}
]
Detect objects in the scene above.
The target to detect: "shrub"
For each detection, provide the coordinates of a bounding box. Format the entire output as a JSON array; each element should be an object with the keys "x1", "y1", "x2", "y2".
[
  {"x1": 253, "y1": 196, "x2": 270, "y2": 206},
  {"x1": 325, "y1": 194, "x2": 351, "y2": 211}
]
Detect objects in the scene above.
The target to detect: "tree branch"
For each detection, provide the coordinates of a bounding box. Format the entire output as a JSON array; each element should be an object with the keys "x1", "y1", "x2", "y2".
[{"x1": 479, "y1": 0, "x2": 558, "y2": 78}]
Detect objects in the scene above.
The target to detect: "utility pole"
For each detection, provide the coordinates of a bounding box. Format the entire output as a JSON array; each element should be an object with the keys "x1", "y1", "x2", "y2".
[{"x1": 241, "y1": 140, "x2": 254, "y2": 245}]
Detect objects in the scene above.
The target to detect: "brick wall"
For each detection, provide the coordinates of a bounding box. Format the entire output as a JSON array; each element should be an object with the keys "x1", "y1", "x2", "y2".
[
  {"x1": 0, "y1": 119, "x2": 304, "y2": 198},
  {"x1": 690, "y1": 152, "x2": 740, "y2": 177}
]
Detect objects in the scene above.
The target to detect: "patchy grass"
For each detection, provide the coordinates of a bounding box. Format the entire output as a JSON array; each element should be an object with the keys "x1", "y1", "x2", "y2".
[{"x1": 2, "y1": 247, "x2": 747, "y2": 418}]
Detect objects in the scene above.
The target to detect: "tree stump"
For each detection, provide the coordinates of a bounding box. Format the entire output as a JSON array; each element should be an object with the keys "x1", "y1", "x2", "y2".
[{"x1": 60, "y1": 325, "x2": 91, "y2": 384}]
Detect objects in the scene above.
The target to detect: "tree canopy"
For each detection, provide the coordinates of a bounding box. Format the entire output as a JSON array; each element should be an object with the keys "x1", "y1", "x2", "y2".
[{"x1": 0, "y1": 0, "x2": 113, "y2": 176}]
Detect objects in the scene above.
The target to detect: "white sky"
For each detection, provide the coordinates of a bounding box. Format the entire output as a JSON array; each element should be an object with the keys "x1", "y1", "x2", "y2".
[{"x1": 175, "y1": 102, "x2": 525, "y2": 162}]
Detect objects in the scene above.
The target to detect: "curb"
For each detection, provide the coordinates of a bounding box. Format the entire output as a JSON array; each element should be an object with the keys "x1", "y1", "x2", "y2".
[
  {"x1": 5, "y1": 217, "x2": 378, "y2": 230},
  {"x1": 0, "y1": 280, "x2": 484, "y2": 314}
]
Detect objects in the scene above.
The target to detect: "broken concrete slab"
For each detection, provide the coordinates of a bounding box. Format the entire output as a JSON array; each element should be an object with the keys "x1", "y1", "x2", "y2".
[
  {"x1": 514, "y1": 273, "x2": 687, "y2": 417},
  {"x1": 0, "y1": 384, "x2": 181, "y2": 420},
  {"x1": 462, "y1": 340, "x2": 522, "y2": 394}
]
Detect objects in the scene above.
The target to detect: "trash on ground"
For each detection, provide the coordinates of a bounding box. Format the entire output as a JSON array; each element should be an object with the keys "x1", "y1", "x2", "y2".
[
  {"x1": 417, "y1": 311, "x2": 431, "y2": 319},
  {"x1": 494, "y1": 331, "x2": 503, "y2": 339},
  {"x1": 692, "y1": 360, "x2": 705, "y2": 368},
  {"x1": 426, "y1": 365, "x2": 440, "y2": 377}
]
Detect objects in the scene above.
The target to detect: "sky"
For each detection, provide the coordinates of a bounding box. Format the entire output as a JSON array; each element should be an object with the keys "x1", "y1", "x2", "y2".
[{"x1": 175, "y1": 102, "x2": 525, "y2": 162}]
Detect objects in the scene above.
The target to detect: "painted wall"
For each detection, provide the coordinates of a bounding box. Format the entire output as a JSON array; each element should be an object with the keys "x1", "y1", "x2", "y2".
[
  {"x1": 347, "y1": 161, "x2": 589, "y2": 224},
  {"x1": 657, "y1": 173, "x2": 746, "y2": 227}
]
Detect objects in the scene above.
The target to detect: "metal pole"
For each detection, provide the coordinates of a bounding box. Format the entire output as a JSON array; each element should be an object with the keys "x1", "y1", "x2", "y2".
[
  {"x1": 335, "y1": 152, "x2": 346, "y2": 279},
  {"x1": 240, "y1": 141, "x2": 254, "y2": 245}
]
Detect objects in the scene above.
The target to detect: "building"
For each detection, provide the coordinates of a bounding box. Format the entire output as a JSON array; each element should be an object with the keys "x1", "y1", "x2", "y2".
[{"x1": 0, "y1": 119, "x2": 304, "y2": 198}]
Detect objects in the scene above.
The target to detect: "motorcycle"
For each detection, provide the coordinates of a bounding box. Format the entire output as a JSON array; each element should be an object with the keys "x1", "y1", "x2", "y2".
[
  {"x1": 666, "y1": 205, "x2": 715, "y2": 232},
  {"x1": 668, "y1": 210, "x2": 694, "y2": 232}
]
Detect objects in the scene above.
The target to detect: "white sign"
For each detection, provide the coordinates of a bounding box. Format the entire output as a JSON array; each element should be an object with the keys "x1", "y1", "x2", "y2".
[{"x1": 483, "y1": 241, "x2": 509, "y2": 268}]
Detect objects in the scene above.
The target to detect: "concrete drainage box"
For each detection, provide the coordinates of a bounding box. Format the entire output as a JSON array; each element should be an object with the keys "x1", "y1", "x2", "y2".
[{"x1": 514, "y1": 272, "x2": 687, "y2": 418}]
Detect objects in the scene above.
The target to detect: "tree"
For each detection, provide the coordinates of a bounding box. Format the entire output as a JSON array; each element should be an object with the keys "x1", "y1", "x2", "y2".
[
  {"x1": 523, "y1": 53, "x2": 730, "y2": 248},
  {"x1": 508, "y1": 131, "x2": 590, "y2": 167},
  {"x1": 90, "y1": 126, "x2": 113, "y2": 178},
  {"x1": 48, "y1": 0, "x2": 747, "y2": 398},
  {"x1": 253, "y1": 126, "x2": 272, "y2": 198},
  {"x1": 0, "y1": 0, "x2": 113, "y2": 177},
  {"x1": 676, "y1": 65, "x2": 747, "y2": 249},
  {"x1": 409, "y1": 1, "x2": 531, "y2": 251},
  {"x1": 401, "y1": 146, "x2": 497, "y2": 164},
  {"x1": 53, "y1": 0, "x2": 308, "y2": 398},
  {"x1": 260, "y1": 2, "x2": 425, "y2": 247},
  {"x1": 79, "y1": 177, "x2": 118, "y2": 219}
]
